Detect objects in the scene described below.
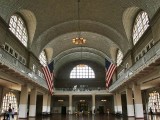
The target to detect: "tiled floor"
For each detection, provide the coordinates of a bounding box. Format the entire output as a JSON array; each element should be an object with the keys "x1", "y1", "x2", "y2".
[{"x1": 0, "y1": 114, "x2": 160, "y2": 120}]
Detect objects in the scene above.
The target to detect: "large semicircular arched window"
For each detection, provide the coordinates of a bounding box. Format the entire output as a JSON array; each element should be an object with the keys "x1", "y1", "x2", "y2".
[
  {"x1": 132, "y1": 11, "x2": 149, "y2": 45},
  {"x1": 9, "y1": 14, "x2": 28, "y2": 47},
  {"x1": 70, "y1": 64, "x2": 95, "y2": 78}
]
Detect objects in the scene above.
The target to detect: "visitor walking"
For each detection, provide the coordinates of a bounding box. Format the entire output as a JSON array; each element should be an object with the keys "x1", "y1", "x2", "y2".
[{"x1": 12, "y1": 108, "x2": 15, "y2": 119}]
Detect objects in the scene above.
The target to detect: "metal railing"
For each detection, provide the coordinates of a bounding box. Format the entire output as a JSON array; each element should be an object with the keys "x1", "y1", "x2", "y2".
[
  {"x1": 54, "y1": 87, "x2": 110, "y2": 95},
  {"x1": 0, "y1": 48, "x2": 48, "y2": 89},
  {"x1": 55, "y1": 87, "x2": 106, "y2": 91},
  {"x1": 109, "y1": 41, "x2": 160, "y2": 92},
  {"x1": 1, "y1": 40, "x2": 160, "y2": 92}
]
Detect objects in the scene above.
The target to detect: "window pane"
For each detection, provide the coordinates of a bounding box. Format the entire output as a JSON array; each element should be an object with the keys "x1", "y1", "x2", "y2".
[
  {"x1": 39, "y1": 51, "x2": 47, "y2": 67},
  {"x1": 132, "y1": 11, "x2": 149, "y2": 45},
  {"x1": 70, "y1": 64, "x2": 95, "y2": 79},
  {"x1": 1, "y1": 92, "x2": 18, "y2": 113},
  {"x1": 9, "y1": 14, "x2": 28, "y2": 47},
  {"x1": 117, "y1": 50, "x2": 123, "y2": 66},
  {"x1": 148, "y1": 91, "x2": 160, "y2": 113}
]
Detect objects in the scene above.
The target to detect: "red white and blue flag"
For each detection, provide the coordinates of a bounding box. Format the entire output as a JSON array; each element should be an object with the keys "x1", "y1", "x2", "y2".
[
  {"x1": 42, "y1": 61, "x2": 54, "y2": 95},
  {"x1": 105, "y1": 59, "x2": 116, "y2": 88}
]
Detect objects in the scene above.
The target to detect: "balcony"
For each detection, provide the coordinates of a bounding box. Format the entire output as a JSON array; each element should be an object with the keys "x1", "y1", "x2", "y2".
[
  {"x1": 0, "y1": 47, "x2": 48, "y2": 89},
  {"x1": 0, "y1": 47, "x2": 110, "y2": 95},
  {"x1": 109, "y1": 40, "x2": 160, "y2": 92},
  {"x1": 54, "y1": 87, "x2": 111, "y2": 95}
]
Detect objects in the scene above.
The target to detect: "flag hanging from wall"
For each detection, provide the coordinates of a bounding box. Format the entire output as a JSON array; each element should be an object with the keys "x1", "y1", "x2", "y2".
[
  {"x1": 105, "y1": 59, "x2": 116, "y2": 88},
  {"x1": 42, "y1": 61, "x2": 54, "y2": 95}
]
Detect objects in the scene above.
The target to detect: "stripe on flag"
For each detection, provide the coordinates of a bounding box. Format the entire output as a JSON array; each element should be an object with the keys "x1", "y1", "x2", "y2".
[
  {"x1": 42, "y1": 61, "x2": 54, "y2": 95},
  {"x1": 105, "y1": 59, "x2": 116, "y2": 88}
]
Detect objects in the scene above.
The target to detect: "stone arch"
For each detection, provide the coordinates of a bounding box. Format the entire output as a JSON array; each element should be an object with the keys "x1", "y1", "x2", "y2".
[
  {"x1": 54, "y1": 51, "x2": 104, "y2": 73},
  {"x1": 44, "y1": 47, "x2": 53, "y2": 63},
  {"x1": 31, "y1": 20, "x2": 129, "y2": 57},
  {"x1": 18, "y1": 9, "x2": 37, "y2": 49},
  {"x1": 122, "y1": 7, "x2": 140, "y2": 48}
]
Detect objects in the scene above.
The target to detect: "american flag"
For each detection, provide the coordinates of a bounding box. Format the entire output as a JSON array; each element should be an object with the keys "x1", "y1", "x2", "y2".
[
  {"x1": 42, "y1": 61, "x2": 54, "y2": 95},
  {"x1": 105, "y1": 59, "x2": 116, "y2": 88}
]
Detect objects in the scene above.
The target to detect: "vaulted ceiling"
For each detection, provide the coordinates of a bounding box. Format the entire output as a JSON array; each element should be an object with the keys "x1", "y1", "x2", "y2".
[{"x1": 0, "y1": 0, "x2": 160, "y2": 71}]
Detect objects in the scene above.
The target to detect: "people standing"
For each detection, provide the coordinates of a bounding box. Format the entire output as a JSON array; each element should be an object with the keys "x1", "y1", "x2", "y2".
[
  {"x1": 12, "y1": 108, "x2": 15, "y2": 119},
  {"x1": 149, "y1": 107, "x2": 153, "y2": 120},
  {"x1": 3, "y1": 110, "x2": 7, "y2": 120},
  {"x1": 94, "y1": 109, "x2": 96, "y2": 115},
  {"x1": 8, "y1": 107, "x2": 12, "y2": 120},
  {"x1": 150, "y1": 107, "x2": 153, "y2": 115}
]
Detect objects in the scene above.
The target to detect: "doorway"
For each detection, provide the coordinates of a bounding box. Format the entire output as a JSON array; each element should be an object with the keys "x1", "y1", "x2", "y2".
[
  {"x1": 61, "y1": 106, "x2": 66, "y2": 114},
  {"x1": 77, "y1": 102, "x2": 89, "y2": 112},
  {"x1": 99, "y1": 106, "x2": 104, "y2": 114}
]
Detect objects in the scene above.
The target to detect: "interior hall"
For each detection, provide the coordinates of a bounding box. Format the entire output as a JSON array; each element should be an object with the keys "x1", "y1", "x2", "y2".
[{"x1": 0, "y1": 0, "x2": 160, "y2": 120}]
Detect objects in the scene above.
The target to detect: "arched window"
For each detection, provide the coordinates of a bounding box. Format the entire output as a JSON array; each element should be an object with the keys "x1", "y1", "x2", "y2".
[
  {"x1": 39, "y1": 50, "x2": 47, "y2": 66},
  {"x1": 1, "y1": 92, "x2": 18, "y2": 113},
  {"x1": 70, "y1": 64, "x2": 95, "y2": 78},
  {"x1": 116, "y1": 50, "x2": 123, "y2": 66},
  {"x1": 133, "y1": 11, "x2": 149, "y2": 45},
  {"x1": 148, "y1": 91, "x2": 160, "y2": 113},
  {"x1": 9, "y1": 14, "x2": 28, "y2": 47}
]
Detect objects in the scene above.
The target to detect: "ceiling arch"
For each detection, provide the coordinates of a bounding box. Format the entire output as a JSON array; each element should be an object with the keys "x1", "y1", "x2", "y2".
[
  {"x1": 31, "y1": 20, "x2": 129, "y2": 57},
  {"x1": 0, "y1": 0, "x2": 160, "y2": 73},
  {"x1": 54, "y1": 51, "x2": 105, "y2": 73},
  {"x1": 38, "y1": 31, "x2": 120, "y2": 67},
  {"x1": 19, "y1": 9, "x2": 37, "y2": 49},
  {"x1": 122, "y1": 7, "x2": 140, "y2": 47},
  {"x1": 54, "y1": 47, "x2": 111, "y2": 63}
]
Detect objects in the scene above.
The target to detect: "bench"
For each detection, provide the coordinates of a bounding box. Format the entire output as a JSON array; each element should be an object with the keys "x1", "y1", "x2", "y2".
[{"x1": 42, "y1": 112, "x2": 51, "y2": 117}]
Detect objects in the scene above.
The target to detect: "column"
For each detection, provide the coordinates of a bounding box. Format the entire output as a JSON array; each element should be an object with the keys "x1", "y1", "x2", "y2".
[
  {"x1": 47, "y1": 95, "x2": 51, "y2": 113},
  {"x1": 19, "y1": 85, "x2": 28, "y2": 118},
  {"x1": 92, "y1": 94, "x2": 95, "y2": 114},
  {"x1": 133, "y1": 84, "x2": 144, "y2": 118},
  {"x1": 29, "y1": 88, "x2": 37, "y2": 117},
  {"x1": 115, "y1": 93, "x2": 122, "y2": 114},
  {"x1": 126, "y1": 88, "x2": 134, "y2": 117},
  {"x1": 42, "y1": 94, "x2": 48, "y2": 112},
  {"x1": 114, "y1": 94, "x2": 117, "y2": 113},
  {"x1": 69, "y1": 95, "x2": 72, "y2": 114}
]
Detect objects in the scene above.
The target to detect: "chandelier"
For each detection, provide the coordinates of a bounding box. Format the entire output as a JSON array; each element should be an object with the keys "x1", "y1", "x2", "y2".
[
  {"x1": 72, "y1": 0, "x2": 86, "y2": 45},
  {"x1": 72, "y1": 37, "x2": 86, "y2": 45}
]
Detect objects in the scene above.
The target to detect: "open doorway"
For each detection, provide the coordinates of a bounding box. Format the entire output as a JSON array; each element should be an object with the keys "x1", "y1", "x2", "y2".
[
  {"x1": 98, "y1": 106, "x2": 104, "y2": 114},
  {"x1": 61, "y1": 106, "x2": 66, "y2": 114},
  {"x1": 77, "y1": 102, "x2": 89, "y2": 112}
]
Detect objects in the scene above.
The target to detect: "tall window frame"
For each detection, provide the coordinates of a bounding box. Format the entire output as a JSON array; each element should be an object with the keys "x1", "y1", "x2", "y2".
[
  {"x1": 9, "y1": 14, "x2": 28, "y2": 47},
  {"x1": 116, "y1": 50, "x2": 123, "y2": 67},
  {"x1": 70, "y1": 64, "x2": 95, "y2": 79},
  {"x1": 148, "y1": 91, "x2": 160, "y2": 113},
  {"x1": 39, "y1": 50, "x2": 47, "y2": 67},
  {"x1": 1, "y1": 92, "x2": 18, "y2": 113},
  {"x1": 132, "y1": 11, "x2": 149, "y2": 45}
]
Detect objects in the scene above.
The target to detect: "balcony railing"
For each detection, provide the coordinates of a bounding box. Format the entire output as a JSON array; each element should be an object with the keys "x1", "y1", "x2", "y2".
[
  {"x1": 109, "y1": 41, "x2": 160, "y2": 92},
  {"x1": 54, "y1": 87, "x2": 110, "y2": 95},
  {"x1": 55, "y1": 87, "x2": 106, "y2": 91},
  {"x1": 0, "y1": 48, "x2": 48, "y2": 89}
]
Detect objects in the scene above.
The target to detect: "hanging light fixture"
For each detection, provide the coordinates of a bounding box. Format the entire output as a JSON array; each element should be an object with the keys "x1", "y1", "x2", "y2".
[
  {"x1": 72, "y1": 37, "x2": 86, "y2": 45},
  {"x1": 72, "y1": 0, "x2": 86, "y2": 45}
]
